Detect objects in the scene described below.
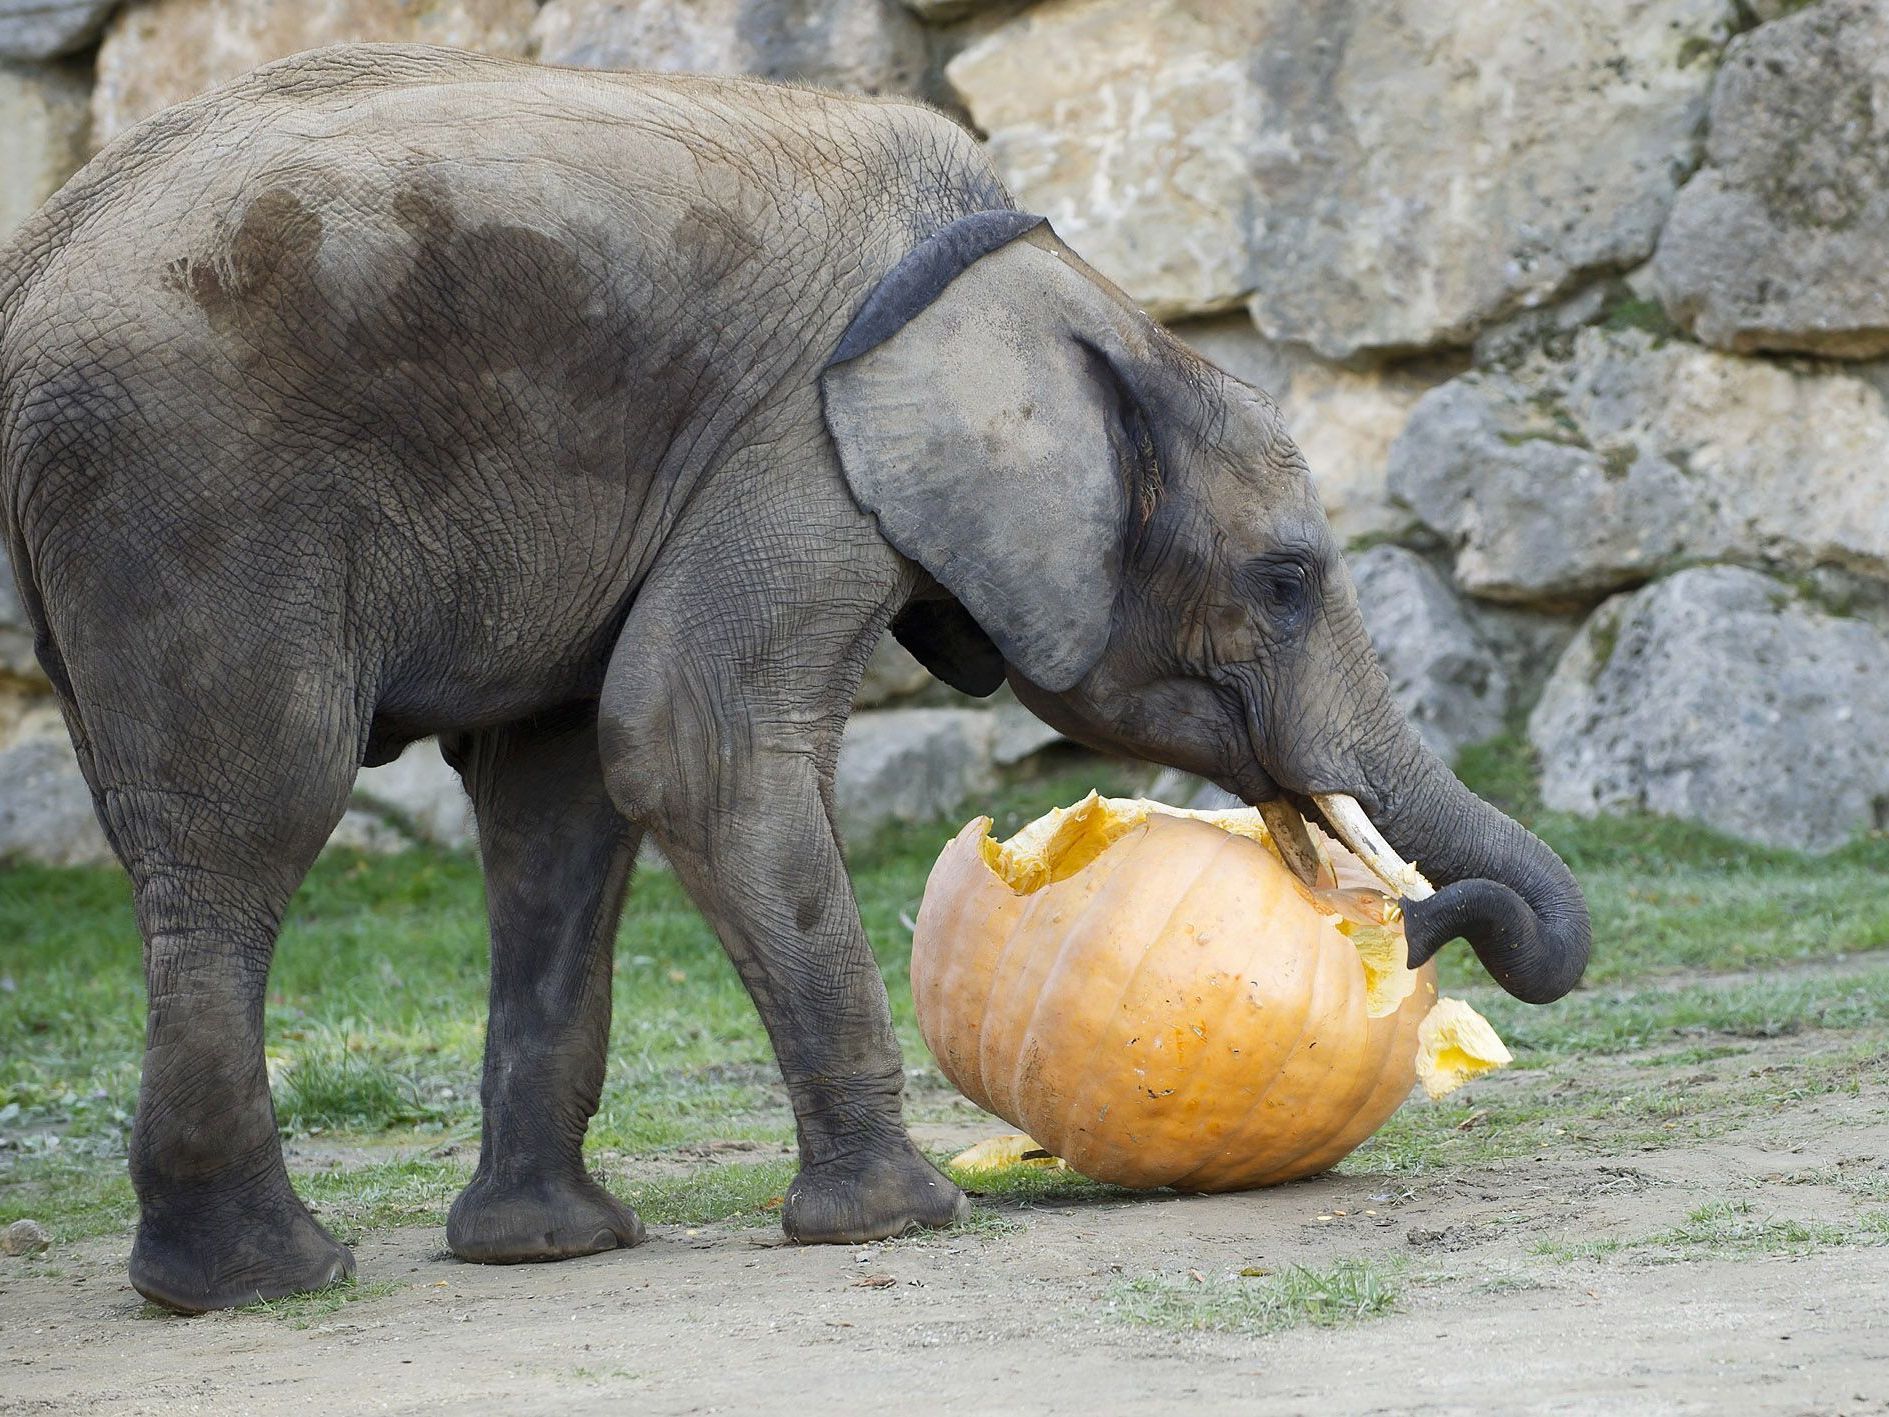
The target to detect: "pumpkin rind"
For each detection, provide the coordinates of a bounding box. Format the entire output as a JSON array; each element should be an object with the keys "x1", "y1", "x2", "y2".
[{"x1": 912, "y1": 809, "x2": 1441, "y2": 1192}]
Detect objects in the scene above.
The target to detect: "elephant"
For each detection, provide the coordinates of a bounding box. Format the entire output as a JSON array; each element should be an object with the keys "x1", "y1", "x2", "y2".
[{"x1": 0, "y1": 44, "x2": 1589, "y2": 1314}]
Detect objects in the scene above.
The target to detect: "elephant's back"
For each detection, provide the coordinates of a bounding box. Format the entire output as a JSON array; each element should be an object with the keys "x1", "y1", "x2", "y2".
[{"x1": 3, "y1": 42, "x2": 1010, "y2": 460}]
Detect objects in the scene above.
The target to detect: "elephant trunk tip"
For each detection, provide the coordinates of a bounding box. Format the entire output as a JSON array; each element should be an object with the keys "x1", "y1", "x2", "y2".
[{"x1": 1402, "y1": 878, "x2": 1591, "y2": 1005}]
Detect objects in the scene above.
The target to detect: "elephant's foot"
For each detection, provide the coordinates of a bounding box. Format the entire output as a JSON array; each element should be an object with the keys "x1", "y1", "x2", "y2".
[
  {"x1": 782, "y1": 1138, "x2": 969, "y2": 1244},
  {"x1": 129, "y1": 1179, "x2": 354, "y2": 1314},
  {"x1": 447, "y1": 1169, "x2": 645, "y2": 1264}
]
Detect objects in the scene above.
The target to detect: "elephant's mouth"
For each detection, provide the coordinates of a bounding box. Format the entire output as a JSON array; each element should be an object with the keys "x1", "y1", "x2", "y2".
[{"x1": 1255, "y1": 795, "x2": 1435, "y2": 903}]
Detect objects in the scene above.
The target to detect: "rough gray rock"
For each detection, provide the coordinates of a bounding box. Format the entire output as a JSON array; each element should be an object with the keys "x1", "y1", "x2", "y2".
[
  {"x1": 325, "y1": 808, "x2": 415, "y2": 856},
  {"x1": 1, "y1": 1218, "x2": 51, "y2": 1256},
  {"x1": 532, "y1": 0, "x2": 928, "y2": 97},
  {"x1": 1653, "y1": 0, "x2": 1889, "y2": 358},
  {"x1": 0, "y1": 732, "x2": 112, "y2": 867},
  {"x1": 895, "y1": 0, "x2": 1002, "y2": 20},
  {"x1": 1348, "y1": 546, "x2": 1508, "y2": 762},
  {"x1": 0, "y1": 0, "x2": 117, "y2": 61},
  {"x1": 352, "y1": 743, "x2": 475, "y2": 850},
  {"x1": 834, "y1": 708, "x2": 998, "y2": 839},
  {"x1": 946, "y1": 0, "x2": 1261, "y2": 320},
  {"x1": 1, "y1": 560, "x2": 47, "y2": 684},
  {"x1": 1391, "y1": 328, "x2": 1889, "y2": 604},
  {"x1": 1530, "y1": 566, "x2": 1889, "y2": 852},
  {"x1": 949, "y1": 0, "x2": 1734, "y2": 353},
  {"x1": 854, "y1": 635, "x2": 933, "y2": 709},
  {"x1": 988, "y1": 701, "x2": 1063, "y2": 767},
  {"x1": 0, "y1": 58, "x2": 90, "y2": 246},
  {"x1": 0, "y1": 721, "x2": 465, "y2": 864},
  {"x1": 1460, "y1": 600, "x2": 1583, "y2": 723},
  {"x1": 92, "y1": 0, "x2": 538, "y2": 148}
]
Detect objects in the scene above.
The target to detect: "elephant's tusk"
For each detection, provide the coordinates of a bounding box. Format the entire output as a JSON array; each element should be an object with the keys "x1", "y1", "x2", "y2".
[
  {"x1": 1257, "y1": 799, "x2": 1324, "y2": 888},
  {"x1": 1313, "y1": 793, "x2": 1436, "y2": 902}
]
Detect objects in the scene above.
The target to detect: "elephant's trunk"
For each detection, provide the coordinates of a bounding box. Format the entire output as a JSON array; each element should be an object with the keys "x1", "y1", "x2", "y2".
[{"x1": 1315, "y1": 725, "x2": 1590, "y2": 1005}]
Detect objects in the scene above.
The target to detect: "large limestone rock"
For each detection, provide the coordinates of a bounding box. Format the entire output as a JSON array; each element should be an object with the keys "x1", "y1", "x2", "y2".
[
  {"x1": 0, "y1": 59, "x2": 90, "y2": 245},
  {"x1": 352, "y1": 741, "x2": 475, "y2": 849},
  {"x1": 853, "y1": 634, "x2": 933, "y2": 709},
  {"x1": 895, "y1": 0, "x2": 1002, "y2": 20},
  {"x1": 1348, "y1": 546, "x2": 1507, "y2": 762},
  {"x1": 1531, "y1": 567, "x2": 1889, "y2": 852},
  {"x1": 531, "y1": 0, "x2": 928, "y2": 97},
  {"x1": 92, "y1": 0, "x2": 538, "y2": 148},
  {"x1": 0, "y1": 0, "x2": 119, "y2": 60},
  {"x1": 0, "y1": 730, "x2": 112, "y2": 867},
  {"x1": 835, "y1": 708, "x2": 1000, "y2": 839},
  {"x1": 1, "y1": 561, "x2": 47, "y2": 685},
  {"x1": 948, "y1": 0, "x2": 1260, "y2": 319},
  {"x1": 1176, "y1": 317, "x2": 1453, "y2": 546},
  {"x1": 0, "y1": 719, "x2": 469, "y2": 864},
  {"x1": 949, "y1": 0, "x2": 1734, "y2": 353},
  {"x1": 1391, "y1": 328, "x2": 1889, "y2": 604},
  {"x1": 1653, "y1": 0, "x2": 1889, "y2": 359}
]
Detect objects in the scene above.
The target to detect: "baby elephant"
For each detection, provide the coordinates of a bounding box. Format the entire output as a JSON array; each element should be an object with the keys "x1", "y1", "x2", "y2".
[{"x1": 0, "y1": 44, "x2": 1588, "y2": 1312}]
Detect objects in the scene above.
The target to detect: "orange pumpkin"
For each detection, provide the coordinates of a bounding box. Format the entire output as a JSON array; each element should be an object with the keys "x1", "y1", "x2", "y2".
[{"x1": 912, "y1": 794, "x2": 1502, "y2": 1192}]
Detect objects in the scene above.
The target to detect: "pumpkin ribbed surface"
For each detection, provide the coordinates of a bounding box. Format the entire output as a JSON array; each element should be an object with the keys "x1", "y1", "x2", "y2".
[{"x1": 911, "y1": 797, "x2": 1444, "y2": 1192}]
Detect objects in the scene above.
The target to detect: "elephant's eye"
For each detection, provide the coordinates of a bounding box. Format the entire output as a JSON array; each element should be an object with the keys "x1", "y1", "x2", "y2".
[{"x1": 1239, "y1": 554, "x2": 1315, "y2": 633}]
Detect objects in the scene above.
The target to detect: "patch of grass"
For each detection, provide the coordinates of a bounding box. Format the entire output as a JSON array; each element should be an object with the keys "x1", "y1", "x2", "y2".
[
  {"x1": 1475, "y1": 964, "x2": 1889, "y2": 1058},
  {"x1": 1601, "y1": 295, "x2": 1680, "y2": 341},
  {"x1": 940, "y1": 1159, "x2": 1144, "y2": 1209},
  {"x1": 5, "y1": 740, "x2": 1887, "y2": 1253},
  {"x1": 626, "y1": 1159, "x2": 798, "y2": 1228},
  {"x1": 296, "y1": 1157, "x2": 469, "y2": 1243},
  {"x1": 276, "y1": 1047, "x2": 446, "y2": 1135},
  {"x1": 1450, "y1": 731, "x2": 1889, "y2": 987},
  {"x1": 0, "y1": 1152, "x2": 137, "y2": 1242},
  {"x1": 237, "y1": 1277, "x2": 406, "y2": 1327},
  {"x1": 1777, "y1": 1161, "x2": 1889, "y2": 1203},
  {"x1": 1104, "y1": 1260, "x2": 1396, "y2": 1336},
  {"x1": 1537, "y1": 1199, "x2": 1889, "y2": 1263},
  {"x1": 1345, "y1": 1040, "x2": 1888, "y2": 1179}
]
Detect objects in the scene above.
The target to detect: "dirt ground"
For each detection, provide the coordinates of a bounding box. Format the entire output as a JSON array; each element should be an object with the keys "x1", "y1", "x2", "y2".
[{"x1": 5, "y1": 1049, "x2": 1887, "y2": 1417}]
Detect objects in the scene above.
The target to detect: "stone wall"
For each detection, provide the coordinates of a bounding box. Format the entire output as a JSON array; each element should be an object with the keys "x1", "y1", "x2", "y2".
[{"x1": 3, "y1": 0, "x2": 1886, "y2": 858}]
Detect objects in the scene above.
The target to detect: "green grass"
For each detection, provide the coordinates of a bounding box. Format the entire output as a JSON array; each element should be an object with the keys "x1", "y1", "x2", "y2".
[
  {"x1": 296, "y1": 1157, "x2": 470, "y2": 1243},
  {"x1": 627, "y1": 1159, "x2": 797, "y2": 1228},
  {"x1": 4, "y1": 742, "x2": 1888, "y2": 1245},
  {"x1": 276, "y1": 1048, "x2": 447, "y2": 1135},
  {"x1": 1536, "y1": 1199, "x2": 1889, "y2": 1264},
  {"x1": 1103, "y1": 1260, "x2": 1397, "y2": 1335},
  {"x1": 235, "y1": 1277, "x2": 407, "y2": 1327},
  {"x1": 940, "y1": 1159, "x2": 1144, "y2": 1209},
  {"x1": 1450, "y1": 732, "x2": 1889, "y2": 989}
]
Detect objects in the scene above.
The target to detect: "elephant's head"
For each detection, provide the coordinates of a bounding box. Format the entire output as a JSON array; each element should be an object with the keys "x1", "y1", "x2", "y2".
[{"x1": 822, "y1": 213, "x2": 1588, "y2": 1004}]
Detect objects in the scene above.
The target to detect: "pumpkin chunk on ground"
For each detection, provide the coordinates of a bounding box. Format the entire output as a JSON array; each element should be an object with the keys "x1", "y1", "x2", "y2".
[
  {"x1": 947, "y1": 1134, "x2": 1067, "y2": 1173},
  {"x1": 1416, "y1": 997, "x2": 1513, "y2": 1099}
]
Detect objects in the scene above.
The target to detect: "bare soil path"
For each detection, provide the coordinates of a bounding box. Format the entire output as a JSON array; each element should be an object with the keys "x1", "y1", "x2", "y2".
[{"x1": 6, "y1": 1055, "x2": 1886, "y2": 1416}]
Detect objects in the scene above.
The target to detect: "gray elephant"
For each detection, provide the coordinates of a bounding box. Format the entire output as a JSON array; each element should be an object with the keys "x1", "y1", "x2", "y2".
[{"x1": 0, "y1": 44, "x2": 1589, "y2": 1314}]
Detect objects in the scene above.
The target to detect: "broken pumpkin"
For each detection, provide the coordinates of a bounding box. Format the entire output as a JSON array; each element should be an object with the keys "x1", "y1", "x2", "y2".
[{"x1": 912, "y1": 793, "x2": 1509, "y2": 1191}]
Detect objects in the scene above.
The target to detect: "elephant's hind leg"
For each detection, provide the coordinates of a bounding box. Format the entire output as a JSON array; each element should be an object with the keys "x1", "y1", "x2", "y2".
[
  {"x1": 73, "y1": 675, "x2": 364, "y2": 1313},
  {"x1": 443, "y1": 714, "x2": 646, "y2": 1263}
]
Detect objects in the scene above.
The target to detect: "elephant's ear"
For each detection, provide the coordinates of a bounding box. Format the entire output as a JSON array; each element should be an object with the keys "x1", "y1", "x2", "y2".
[{"x1": 822, "y1": 213, "x2": 1145, "y2": 694}]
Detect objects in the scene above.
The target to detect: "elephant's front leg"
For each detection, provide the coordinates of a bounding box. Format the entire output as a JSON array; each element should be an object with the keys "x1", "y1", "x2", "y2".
[
  {"x1": 600, "y1": 547, "x2": 967, "y2": 1243},
  {"x1": 691, "y1": 753, "x2": 964, "y2": 1241}
]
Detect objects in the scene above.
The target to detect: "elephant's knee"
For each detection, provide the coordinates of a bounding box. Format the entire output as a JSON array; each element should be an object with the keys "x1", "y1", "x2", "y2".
[
  {"x1": 596, "y1": 701, "x2": 671, "y2": 829},
  {"x1": 597, "y1": 654, "x2": 713, "y2": 831}
]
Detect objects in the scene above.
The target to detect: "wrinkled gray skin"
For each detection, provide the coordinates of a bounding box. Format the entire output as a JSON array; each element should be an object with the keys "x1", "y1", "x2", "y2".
[{"x1": 0, "y1": 45, "x2": 1589, "y2": 1314}]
